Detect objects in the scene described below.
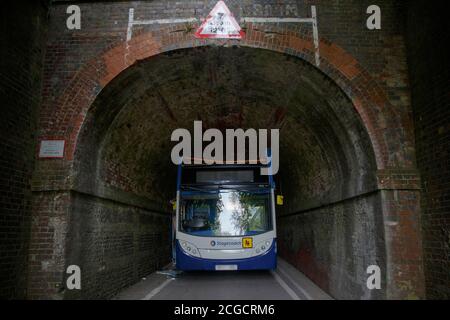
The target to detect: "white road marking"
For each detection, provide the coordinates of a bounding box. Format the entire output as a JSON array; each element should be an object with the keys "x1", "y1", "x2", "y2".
[
  {"x1": 141, "y1": 278, "x2": 175, "y2": 300},
  {"x1": 271, "y1": 270, "x2": 301, "y2": 300},
  {"x1": 277, "y1": 265, "x2": 313, "y2": 300}
]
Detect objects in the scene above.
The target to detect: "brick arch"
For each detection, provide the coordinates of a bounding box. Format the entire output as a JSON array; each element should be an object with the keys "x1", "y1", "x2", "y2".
[
  {"x1": 41, "y1": 25, "x2": 411, "y2": 170},
  {"x1": 31, "y1": 25, "x2": 426, "y2": 301}
]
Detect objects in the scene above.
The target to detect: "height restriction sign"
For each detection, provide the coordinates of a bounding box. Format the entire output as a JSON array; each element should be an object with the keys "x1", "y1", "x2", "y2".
[{"x1": 195, "y1": 1, "x2": 245, "y2": 39}]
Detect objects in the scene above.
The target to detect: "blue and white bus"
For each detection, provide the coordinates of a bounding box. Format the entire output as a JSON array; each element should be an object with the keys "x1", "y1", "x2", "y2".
[{"x1": 174, "y1": 163, "x2": 277, "y2": 271}]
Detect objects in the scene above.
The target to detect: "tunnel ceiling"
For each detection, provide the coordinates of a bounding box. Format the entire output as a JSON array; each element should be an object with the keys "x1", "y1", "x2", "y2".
[{"x1": 75, "y1": 46, "x2": 377, "y2": 212}]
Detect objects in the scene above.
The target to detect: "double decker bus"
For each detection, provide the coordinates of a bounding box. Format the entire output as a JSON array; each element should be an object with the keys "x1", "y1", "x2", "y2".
[{"x1": 174, "y1": 163, "x2": 277, "y2": 271}]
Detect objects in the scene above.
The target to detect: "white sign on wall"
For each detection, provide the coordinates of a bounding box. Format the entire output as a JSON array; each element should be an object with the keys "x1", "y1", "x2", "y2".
[
  {"x1": 39, "y1": 140, "x2": 65, "y2": 158},
  {"x1": 195, "y1": 1, "x2": 244, "y2": 39}
]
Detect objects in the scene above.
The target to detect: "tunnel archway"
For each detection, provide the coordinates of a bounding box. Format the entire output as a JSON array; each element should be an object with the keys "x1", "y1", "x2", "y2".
[
  {"x1": 29, "y1": 26, "x2": 425, "y2": 300},
  {"x1": 68, "y1": 45, "x2": 385, "y2": 300}
]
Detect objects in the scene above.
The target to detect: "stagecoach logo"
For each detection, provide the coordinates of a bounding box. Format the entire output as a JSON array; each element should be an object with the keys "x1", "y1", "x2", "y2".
[
  {"x1": 210, "y1": 240, "x2": 242, "y2": 247},
  {"x1": 171, "y1": 121, "x2": 279, "y2": 175}
]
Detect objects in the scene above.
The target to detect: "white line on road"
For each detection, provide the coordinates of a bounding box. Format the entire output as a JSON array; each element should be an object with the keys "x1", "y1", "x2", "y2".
[
  {"x1": 271, "y1": 270, "x2": 301, "y2": 300},
  {"x1": 141, "y1": 278, "x2": 175, "y2": 300},
  {"x1": 277, "y1": 265, "x2": 313, "y2": 300}
]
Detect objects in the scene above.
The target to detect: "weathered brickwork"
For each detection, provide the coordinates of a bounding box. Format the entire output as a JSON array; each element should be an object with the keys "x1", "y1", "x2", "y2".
[
  {"x1": 27, "y1": 191, "x2": 71, "y2": 299},
  {"x1": 278, "y1": 192, "x2": 386, "y2": 300},
  {"x1": 1, "y1": 0, "x2": 447, "y2": 301},
  {"x1": 24, "y1": 0, "x2": 428, "y2": 300},
  {"x1": 406, "y1": 0, "x2": 450, "y2": 299},
  {"x1": 64, "y1": 193, "x2": 170, "y2": 299},
  {"x1": 27, "y1": 191, "x2": 170, "y2": 300},
  {"x1": 380, "y1": 189, "x2": 425, "y2": 299},
  {"x1": 40, "y1": 1, "x2": 415, "y2": 169},
  {"x1": 0, "y1": 1, "x2": 49, "y2": 299}
]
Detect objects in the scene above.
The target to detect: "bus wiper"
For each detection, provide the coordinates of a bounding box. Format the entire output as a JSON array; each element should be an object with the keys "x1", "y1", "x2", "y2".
[
  {"x1": 218, "y1": 185, "x2": 270, "y2": 193},
  {"x1": 182, "y1": 185, "x2": 219, "y2": 193}
]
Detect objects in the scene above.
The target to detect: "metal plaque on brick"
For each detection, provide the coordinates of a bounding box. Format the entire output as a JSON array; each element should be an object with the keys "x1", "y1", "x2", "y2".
[{"x1": 39, "y1": 140, "x2": 65, "y2": 158}]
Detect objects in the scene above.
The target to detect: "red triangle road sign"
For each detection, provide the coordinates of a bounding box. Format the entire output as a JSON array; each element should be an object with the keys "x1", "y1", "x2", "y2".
[{"x1": 195, "y1": 1, "x2": 245, "y2": 39}]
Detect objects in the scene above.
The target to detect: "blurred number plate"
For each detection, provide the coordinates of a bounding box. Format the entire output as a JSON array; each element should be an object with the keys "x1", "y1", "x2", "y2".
[{"x1": 215, "y1": 265, "x2": 238, "y2": 271}]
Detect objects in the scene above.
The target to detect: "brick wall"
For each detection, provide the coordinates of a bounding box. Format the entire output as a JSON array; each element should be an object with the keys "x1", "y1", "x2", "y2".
[
  {"x1": 279, "y1": 192, "x2": 386, "y2": 299},
  {"x1": 64, "y1": 193, "x2": 171, "y2": 299},
  {"x1": 27, "y1": 191, "x2": 71, "y2": 299},
  {"x1": 40, "y1": 0, "x2": 417, "y2": 169},
  {"x1": 28, "y1": 0, "x2": 426, "y2": 299},
  {"x1": 0, "y1": 1, "x2": 49, "y2": 299},
  {"x1": 406, "y1": 0, "x2": 450, "y2": 299}
]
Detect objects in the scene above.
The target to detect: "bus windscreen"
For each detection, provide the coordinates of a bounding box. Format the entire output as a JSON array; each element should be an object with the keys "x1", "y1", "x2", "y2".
[{"x1": 180, "y1": 190, "x2": 272, "y2": 237}]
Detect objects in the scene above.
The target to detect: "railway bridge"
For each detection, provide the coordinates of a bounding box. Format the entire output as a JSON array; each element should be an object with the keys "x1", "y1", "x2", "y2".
[{"x1": 1, "y1": 0, "x2": 448, "y2": 300}]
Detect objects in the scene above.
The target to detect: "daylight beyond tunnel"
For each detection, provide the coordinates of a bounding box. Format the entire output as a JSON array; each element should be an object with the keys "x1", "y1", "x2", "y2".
[{"x1": 69, "y1": 46, "x2": 384, "y2": 299}]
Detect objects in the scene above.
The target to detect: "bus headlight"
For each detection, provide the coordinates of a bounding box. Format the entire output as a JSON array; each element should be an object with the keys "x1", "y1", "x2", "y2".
[
  {"x1": 179, "y1": 241, "x2": 201, "y2": 258},
  {"x1": 255, "y1": 240, "x2": 272, "y2": 255}
]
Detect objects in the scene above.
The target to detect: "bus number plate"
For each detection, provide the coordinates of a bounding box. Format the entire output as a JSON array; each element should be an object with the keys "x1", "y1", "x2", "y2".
[{"x1": 215, "y1": 265, "x2": 238, "y2": 271}]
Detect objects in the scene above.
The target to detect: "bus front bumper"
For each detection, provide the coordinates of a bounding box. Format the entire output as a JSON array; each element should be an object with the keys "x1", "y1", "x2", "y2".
[{"x1": 175, "y1": 241, "x2": 277, "y2": 271}]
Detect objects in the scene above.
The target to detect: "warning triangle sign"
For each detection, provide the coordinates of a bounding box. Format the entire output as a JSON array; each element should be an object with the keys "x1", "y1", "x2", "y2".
[{"x1": 195, "y1": 1, "x2": 245, "y2": 39}]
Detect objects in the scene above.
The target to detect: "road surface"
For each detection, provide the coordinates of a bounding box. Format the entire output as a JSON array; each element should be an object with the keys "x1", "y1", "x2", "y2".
[{"x1": 115, "y1": 258, "x2": 333, "y2": 300}]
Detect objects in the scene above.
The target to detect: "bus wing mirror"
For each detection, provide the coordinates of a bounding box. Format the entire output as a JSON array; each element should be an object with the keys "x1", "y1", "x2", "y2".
[
  {"x1": 276, "y1": 195, "x2": 284, "y2": 206},
  {"x1": 170, "y1": 199, "x2": 176, "y2": 211}
]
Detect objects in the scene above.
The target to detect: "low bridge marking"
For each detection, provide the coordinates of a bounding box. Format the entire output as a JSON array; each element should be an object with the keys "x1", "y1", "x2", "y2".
[{"x1": 126, "y1": 6, "x2": 320, "y2": 66}]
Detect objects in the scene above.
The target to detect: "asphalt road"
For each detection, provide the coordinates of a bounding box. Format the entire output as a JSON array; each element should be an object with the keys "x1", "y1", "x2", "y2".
[{"x1": 115, "y1": 258, "x2": 332, "y2": 300}]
